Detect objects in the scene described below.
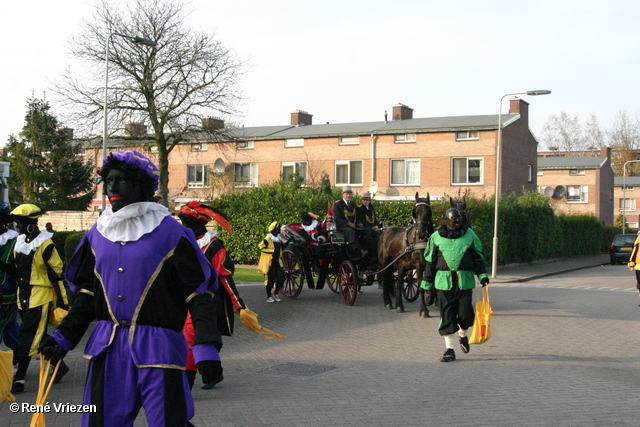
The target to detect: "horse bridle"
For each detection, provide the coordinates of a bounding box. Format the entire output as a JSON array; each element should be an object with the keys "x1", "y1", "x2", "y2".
[{"x1": 412, "y1": 201, "x2": 431, "y2": 243}]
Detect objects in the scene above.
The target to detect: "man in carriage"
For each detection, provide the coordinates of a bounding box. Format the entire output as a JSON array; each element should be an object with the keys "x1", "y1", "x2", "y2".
[{"x1": 332, "y1": 186, "x2": 367, "y2": 259}]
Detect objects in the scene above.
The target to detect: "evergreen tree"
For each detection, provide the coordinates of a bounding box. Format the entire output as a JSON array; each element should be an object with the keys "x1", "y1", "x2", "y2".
[{"x1": 6, "y1": 97, "x2": 95, "y2": 210}]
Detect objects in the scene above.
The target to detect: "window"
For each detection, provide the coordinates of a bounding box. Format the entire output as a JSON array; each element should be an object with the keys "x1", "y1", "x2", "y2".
[
  {"x1": 236, "y1": 141, "x2": 254, "y2": 149},
  {"x1": 282, "y1": 162, "x2": 307, "y2": 182},
  {"x1": 390, "y1": 159, "x2": 420, "y2": 185},
  {"x1": 285, "y1": 138, "x2": 304, "y2": 147},
  {"x1": 149, "y1": 145, "x2": 159, "y2": 153},
  {"x1": 455, "y1": 130, "x2": 479, "y2": 140},
  {"x1": 569, "y1": 169, "x2": 585, "y2": 175},
  {"x1": 567, "y1": 185, "x2": 588, "y2": 203},
  {"x1": 191, "y1": 143, "x2": 208, "y2": 152},
  {"x1": 528, "y1": 164, "x2": 533, "y2": 183},
  {"x1": 394, "y1": 134, "x2": 416, "y2": 143},
  {"x1": 623, "y1": 186, "x2": 634, "y2": 191},
  {"x1": 537, "y1": 169, "x2": 543, "y2": 176},
  {"x1": 620, "y1": 198, "x2": 636, "y2": 211},
  {"x1": 187, "y1": 164, "x2": 210, "y2": 188},
  {"x1": 339, "y1": 136, "x2": 360, "y2": 145},
  {"x1": 335, "y1": 160, "x2": 363, "y2": 186},
  {"x1": 451, "y1": 157, "x2": 483, "y2": 184},
  {"x1": 234, "y1": 163, "x2": 258, "y2": 188}
]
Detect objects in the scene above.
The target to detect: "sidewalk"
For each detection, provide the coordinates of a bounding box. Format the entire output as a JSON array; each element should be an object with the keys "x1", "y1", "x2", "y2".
[{"x1": 490, "y1": 252, "x2": 610, "y2": 283}]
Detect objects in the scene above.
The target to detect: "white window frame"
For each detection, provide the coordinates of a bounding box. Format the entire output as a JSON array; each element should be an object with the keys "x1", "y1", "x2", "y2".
[
  {"x1": 339, "y1": 136, "x2": 360, "y2": 145},
  {"x1": 528, "y1": 164, "x2": 533, "y2": 183},
  {"x1": 569, "y1": 169, "x2": 585, "y2": 175},
  {"x1": 236, "y1": 141, "x2": 254, "y2": 150},
  {"x1": 537, "y1": 169, "x2": 543, "y2": 176},
  {"x1": 455, "y1": 130, "x2": 479, "y2": 141},
  {"x1": 191, "y1": 143, "x2": 208, "y2": 152},
  {"x1": 394, "y1": 133, "x2": 416, "y2": 143},
  {"x1": 234, "y1": 163, "x2": 258, "y2": 188},
  {"x1": 451, "y1": 157, "x2": 483, "y2": 185},
  {"x1": 619, "y1": 198, "x2": 636, "y2": 211},
  {"x1": 390, "y1": 158, "x2": 420, "y2": 186},
  {"x1": 187, "y1": 164, "x2": 210, "y2": 188},
  {"x1": 285, "y1": 138, "x2": 304, "y2": 148},
  {"x1": 149, "y1": 145, "x2": 159, "y2": 153},
  {"x1": 335, "y1": 160, "x2": 363, "y2": 186},
  {"x1": 282, "y1": 161, "x2": 308, "y2": 183},
  {"x1": 566, "y1": 185, "x2": 588, "y2": 203}
]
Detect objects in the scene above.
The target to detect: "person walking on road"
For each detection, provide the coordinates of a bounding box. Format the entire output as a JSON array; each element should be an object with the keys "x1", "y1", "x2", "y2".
[
  {"x1": 420, "y1": 208, "x2": 489, "y2": 362},
  {"x1": 258, "y1": 222, "x2": 286, "y2": 302},
  {"x1": 627, "y1": 230, "x2": 640, "y2": 306}
]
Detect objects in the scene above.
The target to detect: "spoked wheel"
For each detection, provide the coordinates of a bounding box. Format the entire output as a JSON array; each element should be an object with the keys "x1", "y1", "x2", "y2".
[
  {"x1": 282, "y1": 250, "x2": 303, "y2": 298},
  {"x1": 327, "y1": 271, "x2": 340, "y2": 294},
  {"x1": 402, "y1": 268, "x2": 419, "y2": 302},
  {"x1": 337, "y1": 260, "x2": 358, "y2": 305}
]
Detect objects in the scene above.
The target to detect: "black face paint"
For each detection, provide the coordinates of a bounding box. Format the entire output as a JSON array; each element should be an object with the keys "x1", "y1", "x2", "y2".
[{"x1": 105, "y1": 169, "x2": 145, "y2": 212}]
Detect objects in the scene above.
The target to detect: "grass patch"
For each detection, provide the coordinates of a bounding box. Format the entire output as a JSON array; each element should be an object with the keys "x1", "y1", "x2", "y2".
[{"x1": 233, "y1": 267, "x2": 264, "y2": 283}]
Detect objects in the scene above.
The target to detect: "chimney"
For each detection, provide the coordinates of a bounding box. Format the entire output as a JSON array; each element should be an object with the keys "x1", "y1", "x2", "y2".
[
  {"x1": 291, "y1": 110, "x2": 313, "y2": 126},
  {"x1": 392, "y1": 103, "x2": 413, "y2": 120},
  {"x1": 509, "y1": 97, "x2": 529, "y2": 123},
  {"x1": 125, "y1": 123, "x2": 147, "y2": 137},
  {"x1": 202, "y1": 117, "x2": 225, "y2": 131}
]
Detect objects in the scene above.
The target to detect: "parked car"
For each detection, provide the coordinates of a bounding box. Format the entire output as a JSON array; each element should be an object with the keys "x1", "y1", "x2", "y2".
[{"x1": 609, "y1": 234, "x2": 637, "y2": 265}]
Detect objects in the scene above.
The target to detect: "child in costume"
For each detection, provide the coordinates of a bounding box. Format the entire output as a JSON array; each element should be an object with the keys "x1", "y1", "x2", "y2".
[
  {"x1": 0, "y1": 203, "x2": 69, "y2": 393},
  {"x1": 38, "y1": 150, "x2": 219, "y2": 427},
  {"x1": 258, "y1": 222, "x2": 286, "y2": 302},
  {"x1": 179, "y1": 201, "x2": 245, "y2": 390}
]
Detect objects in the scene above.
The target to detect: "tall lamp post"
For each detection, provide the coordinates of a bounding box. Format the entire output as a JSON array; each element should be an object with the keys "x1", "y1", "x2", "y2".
[
  {"x1": 491, "y1": 90, "x2": 551, "y2": 278},
  {"x1": 622, "y1": 160, "x2": 640, "y2": 234},
  {"x1": 102, "y1": 32, "x2": 158, "y2": 210}
]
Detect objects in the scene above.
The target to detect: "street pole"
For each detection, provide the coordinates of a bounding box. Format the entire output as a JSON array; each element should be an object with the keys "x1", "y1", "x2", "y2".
[
  {"x1": 101, "y1": 32, "x2": 157, "y2": 211},
  {"x1": 491, "y1": 90, "x2": 551, "y2": 278}
]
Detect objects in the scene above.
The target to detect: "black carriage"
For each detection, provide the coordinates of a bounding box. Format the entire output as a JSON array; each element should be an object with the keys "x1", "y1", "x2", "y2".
[{"x1": 280, "y1": 216, "x2": 420, "y2": 306}]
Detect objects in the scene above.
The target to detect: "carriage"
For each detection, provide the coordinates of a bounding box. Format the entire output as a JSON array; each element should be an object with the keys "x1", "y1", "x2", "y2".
[{"x1": 279, "y1": 212, "x2": 421, "y2": 306}]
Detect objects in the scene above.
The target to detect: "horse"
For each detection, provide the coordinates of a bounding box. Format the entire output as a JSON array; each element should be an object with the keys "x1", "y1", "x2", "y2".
[
  {"x1": 377, "y1": 193, "x2": 434, "y2": 314},
  {"x1": 449, "y1": 196, "x2": 470, "y2": 228}
]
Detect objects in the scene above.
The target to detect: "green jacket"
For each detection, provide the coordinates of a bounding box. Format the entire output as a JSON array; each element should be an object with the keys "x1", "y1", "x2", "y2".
[{"x1": 422, "y1": 226, "x2": 488, "y2": 291}]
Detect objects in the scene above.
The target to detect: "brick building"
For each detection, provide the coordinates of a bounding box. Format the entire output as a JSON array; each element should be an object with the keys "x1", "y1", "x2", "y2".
[{"x1": 84, "y1": 99, "x2": 540, "y2": 211}]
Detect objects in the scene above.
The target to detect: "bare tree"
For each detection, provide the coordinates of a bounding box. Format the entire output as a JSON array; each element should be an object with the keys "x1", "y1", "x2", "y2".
[
  {"x1": 540, "y1": 111, "x2": 586, "y2": 153},
  {"x1": 608, "y1": 110, "x2": 640, "y2": 175},
  {"x1": 584, "y1": 114, "x2": 605, "y2": 149},
  {"x1": 54, "y1": 0, "x2": 244, "y2": 205}
]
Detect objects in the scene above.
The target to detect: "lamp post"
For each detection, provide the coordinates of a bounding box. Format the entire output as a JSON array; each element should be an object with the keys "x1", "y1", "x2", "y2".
[
  {"x1": 622, "y1": 160, "x2": 640, "y2": 234},
  {"x1": 102, "y1": 32, "x2": 157, "y2": 210},
  {"x1": 491, "y1": 90, "x2": 551, "y2": 278}
]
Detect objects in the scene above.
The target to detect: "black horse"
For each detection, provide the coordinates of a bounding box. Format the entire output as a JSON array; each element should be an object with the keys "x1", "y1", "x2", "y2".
[{"x1": 378, "y1": 193, "x2": 434, "y2": 314}]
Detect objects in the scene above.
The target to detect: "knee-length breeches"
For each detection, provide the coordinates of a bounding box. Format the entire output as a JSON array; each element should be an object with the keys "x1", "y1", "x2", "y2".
[
  {"x1": 436, "y1": 288, "x2": 474, "y2": 336},
  {"x1": 82, "y1": 328, "x2": 193, "y2": 427},
  {"x1": 16, "y1": 302, "x2": 50, "y2": 357}
]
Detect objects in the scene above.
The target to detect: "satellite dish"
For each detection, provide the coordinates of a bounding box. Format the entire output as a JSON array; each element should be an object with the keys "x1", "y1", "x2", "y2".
[
  {"x1": 213, "y1": 158, "x2": 225, "y2": 176},
  {"x1": 543, "y1": 187, "x2": 554, "y2": 198},
  {"x1": 369, "y1": 181, "x2": 379, "y2": 195},
  {"x1": 553, "y1": 185, "x2": 566, "y2": 199}
]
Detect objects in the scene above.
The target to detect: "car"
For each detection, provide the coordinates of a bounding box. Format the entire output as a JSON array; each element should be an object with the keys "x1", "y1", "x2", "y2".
[{"x1": 609, "y1": 233, "x2": 637, "y2": 265}]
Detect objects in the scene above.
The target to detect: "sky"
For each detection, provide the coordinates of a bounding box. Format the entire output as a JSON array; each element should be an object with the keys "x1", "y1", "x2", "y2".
[{"x1": 1, "y1": 0, "x2": 639, "y2": 149}]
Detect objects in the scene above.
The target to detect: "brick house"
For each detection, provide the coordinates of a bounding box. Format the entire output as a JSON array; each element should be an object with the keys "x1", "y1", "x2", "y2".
[
  {"x1": 614, "y1": 176, "x2": 640, "y2": 228},
  {"x1": 84, "y1": 99, "x2": 540, "y2": 211},
  {"x1": 536, "y1": 147, "x2": 614, "y2": 225}
]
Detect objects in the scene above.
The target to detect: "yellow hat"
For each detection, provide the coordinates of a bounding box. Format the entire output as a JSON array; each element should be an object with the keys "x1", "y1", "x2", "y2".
[{"x1": 11, "y1": 204, "x2": 43, "y2": 219}]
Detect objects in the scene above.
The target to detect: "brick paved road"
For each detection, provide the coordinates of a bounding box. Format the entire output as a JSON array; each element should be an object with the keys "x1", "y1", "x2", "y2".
[{"x1": 3, "y1": 261, "x2": 639, "y2": 426}]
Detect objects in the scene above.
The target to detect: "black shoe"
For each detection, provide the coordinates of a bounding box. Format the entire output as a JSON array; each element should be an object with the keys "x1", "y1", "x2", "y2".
[
  {"x1": 53, "y1": 361, "x2": 70, "y2": 384},
  {"x1": 11, "y1": 381, "x2": 25, "y2": 394},
  {"x1": 459, "y1": 336, "x2": 470, "y2": 354},
  {"x1": 440, "y1": 348, "x2": 456, "y2": 362},
  {"x1": 201, "y1": 375, "x2": 224, "y2": 389}
]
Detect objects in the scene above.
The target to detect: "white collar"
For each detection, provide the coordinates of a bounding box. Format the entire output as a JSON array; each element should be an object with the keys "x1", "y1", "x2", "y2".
[
  {"x1": 15, "y1": 230, "x2": 53, "y2": 255},
  {"x1": 197, "y1": 229, "x2": 218, "y2": 249},
  {"x1": 302, "y1": 220, "x2": 318, "y2": 232},
  {"x1": 0, "y1": 229, "x2": 18, "y2": 247},
  {"x1": 267, "y1": 233, "x2": 285, "y2": 243},
  {"x1": 96, "y1": 202, "x2": 169, "y2": 242}
]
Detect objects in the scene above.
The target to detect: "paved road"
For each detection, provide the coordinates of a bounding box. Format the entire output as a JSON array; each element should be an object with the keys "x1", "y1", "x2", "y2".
[{"x1": 3, "y1": 254, "x2": 639, "y2": 426}]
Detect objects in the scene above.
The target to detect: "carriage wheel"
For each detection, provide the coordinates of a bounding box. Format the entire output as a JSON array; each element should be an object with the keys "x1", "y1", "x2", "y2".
[
  {"x1": 282, "y1": 250, "x2": 303, "y2": 298},
  {"x1": 402, "y1": 268, "x2": 419, "y2": 302},
  {"x1": 337, "y1": 260, "x2": 358, "y2": 306},
  {"x1": 327, "y1": 272, "x2": 340, "y2": 294}
]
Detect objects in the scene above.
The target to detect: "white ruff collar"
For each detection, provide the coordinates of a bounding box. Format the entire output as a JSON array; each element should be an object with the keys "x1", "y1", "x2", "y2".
[
  {"x1": 197, "y1": 229, "x2": 218, "y2": 249},
  {"x1": 96, "y1": 202, "x2": 169, "y2": 242},
  {"x1": 15, "y1": 230, "x2": 53, "y2": 255},
  {"x1": 0, "y1": 229, "x2": 18, "y2": 247},
  {"x1": 302, "y1": 220, "x2": 318, "y2": 233},
  {"x1": 267, "y1": 233, "x2": 285, "y2": 243}
]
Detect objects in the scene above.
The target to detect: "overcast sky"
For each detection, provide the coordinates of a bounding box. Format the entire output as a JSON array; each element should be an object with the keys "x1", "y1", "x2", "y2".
[{"x1": 2, "y1": 0, "x2": 638, "y2": 148}]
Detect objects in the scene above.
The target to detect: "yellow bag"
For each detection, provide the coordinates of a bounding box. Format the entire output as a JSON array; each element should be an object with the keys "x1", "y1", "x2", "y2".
[
  {"x1": 49, "y1": 307, "x2": 69, "y2": 326},
  {"x1": 0, "y1": 350, "x2": 15, "y2": 403},
  {"x1": 469, "y1": 286, "x2": 492, "y2": 344}
]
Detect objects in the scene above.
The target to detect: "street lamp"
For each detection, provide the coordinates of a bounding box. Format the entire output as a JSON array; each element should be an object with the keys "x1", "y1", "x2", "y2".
[
  {"x1": 101, "y1": 32, "x2": 158, "y2": 210},
  {"x1": 622, "y1": 160, "x2": 640, "y2": 234},
  {"x1": 491, "y1": 90, "x2": 551, "y2": 278}
]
